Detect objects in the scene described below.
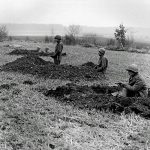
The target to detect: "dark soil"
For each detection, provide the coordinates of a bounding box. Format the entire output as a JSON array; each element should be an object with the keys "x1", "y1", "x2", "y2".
[
  {"x1": 23, "y1": 80, "x2": 35, "y2": 85},
  {"x1": 0, "y1": 83, "x2": 18, "y2": 90},
  {"x1": 1, "y1": 55, "x2": 105, "y2": 81},
  {"x1": 43, "y1": 83, "x2": 150, "y2": 119},
  {"x1": 8, "y1": 49, "x2": 67, "y2": 56}
]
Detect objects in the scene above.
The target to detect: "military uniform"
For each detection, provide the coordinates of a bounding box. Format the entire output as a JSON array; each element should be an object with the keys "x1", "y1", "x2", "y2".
[
  {"x1": 52, "y1": 35, "x2": 63, "y2": 65},
  {"x1": 95, "y1": 48, "x2": 108, "y2": 73},
  {"x1": 125, "y1": 74, "x2": 148, "y2": 97},
  {"x1": 97, "y1": 57, "x2": 108, "y2": 73},
  {"x1": 117, "y1": 64, "x2": 148, "y2": 98},
  {"x1": 54, "y1": 42, "x2": 63, "y2": 65}
]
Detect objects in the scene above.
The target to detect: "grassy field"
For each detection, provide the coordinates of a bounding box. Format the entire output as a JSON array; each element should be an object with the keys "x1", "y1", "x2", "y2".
[{"x1": 0, "y1": 41, "x2": 150, "y2": 150}]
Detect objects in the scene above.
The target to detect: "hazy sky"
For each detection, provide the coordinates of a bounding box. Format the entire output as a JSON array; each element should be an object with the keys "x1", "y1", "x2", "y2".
[{"x1": 0, "y1": 0, "x2": 150, "y2": 27}]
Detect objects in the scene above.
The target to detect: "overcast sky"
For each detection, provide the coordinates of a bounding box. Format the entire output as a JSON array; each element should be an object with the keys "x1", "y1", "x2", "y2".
[{"x1": 0, "y1": 0, "x2": 150, "y2": 27}]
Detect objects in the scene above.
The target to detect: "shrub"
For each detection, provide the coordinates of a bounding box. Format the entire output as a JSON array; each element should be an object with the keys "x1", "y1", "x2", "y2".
[
  {"x1": 0, "y1": 25, "x2": 8, "y2": 41},
  {"x1": 44, "y1": 36, "x2": 49, "y2": 43},
  {"x1": 64, "y1": 35, "x2": 76, "y2": 45}
]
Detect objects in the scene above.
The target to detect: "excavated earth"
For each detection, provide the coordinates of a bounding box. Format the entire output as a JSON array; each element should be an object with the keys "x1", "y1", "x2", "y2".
[
  {"x1": 1, "y1": 55, "x2": 105, "y2": 81},
  {"x1": 43, "y1": 83, "x2": 150, "y2": 119},
  {"x1": 1, "y1": 54, "x2": 150, "y2": 119}
]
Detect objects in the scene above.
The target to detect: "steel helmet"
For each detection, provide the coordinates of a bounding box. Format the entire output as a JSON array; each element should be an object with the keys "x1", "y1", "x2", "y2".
[
  {"x1": 98, "y1": 48, "x2": 105, "y2": 55},
  {"x1": 54, "y1": 35, "x2": 61, "y2": 40},
  {"x1": 126, "y1": 64, "x2": 138, "y2": 73}
]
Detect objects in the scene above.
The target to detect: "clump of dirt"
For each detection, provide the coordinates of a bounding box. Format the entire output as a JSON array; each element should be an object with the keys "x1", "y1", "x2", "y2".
[
  {"x1": 0, "y1": 84, "x2": 11, "y2": 90},
  {"x1": 8, "y1": 49, "x2": 67, "y2": 57},
  {"x1": 44, "y1": 83, "x2": 94, "y2": 97},
  {"x1": 0, "y1": 83, "x2": 18, "y2": 90},
  {"x1": 1, "y1": 56, "x2": 105, "y2": 81},
  {"x1": 44, "y1": 83, "x2": 150, "y2": 119},
  {"x1": 23, "y1": 80, "x2": 35, "y2": 85},
  {"x1": 82, "y1": 62, "x2": 96, "y2": 68},
  {"x1": 91, "y1": 84, "x2": 120, "y2": 94}
]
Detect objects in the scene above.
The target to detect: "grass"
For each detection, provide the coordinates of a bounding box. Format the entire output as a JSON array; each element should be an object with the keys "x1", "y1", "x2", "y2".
[{"x1": 0, "y1": 40, "x2": 150, "y2": 149}]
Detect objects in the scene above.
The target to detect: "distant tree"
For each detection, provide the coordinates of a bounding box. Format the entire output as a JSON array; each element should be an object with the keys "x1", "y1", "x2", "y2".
[
  {"x1": 25, "y1": 36, "x2": 30, "y2": 41},
  {"x1": 67, "y1": 25, "x2": 81, "y2": 37},
  {"x1": 107, "y1": 38, "x2": 115, "y2": 46},
  {"x1": 44, "y1": 36, "x2": 49, "y2": 43},
  {"x1": 64, "y1": 34, "x2": 76, "y2": 45},
  {"x1": 0, "y1": 25, "x2": 8, "y2": 41},
  {"x1": 51, "y1": 27, "x2": 54, "y2": 37},
  {"x1": 8, "y1": 36, "x2": 12, "y2": 41},
  {"x1": 114, "y1": 24, "x2": 126, "y2": 49},
  {"x1": 82, "y1": 33, "x2": 98, "y2": 45},
  {"x1": 65, "y1": 25, "x2": 81, "y2": 45}
]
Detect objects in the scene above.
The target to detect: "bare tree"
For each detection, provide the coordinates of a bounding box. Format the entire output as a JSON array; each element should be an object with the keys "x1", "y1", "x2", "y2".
[
  {"x1": 64, "y1": 25, "x2": 81, "y2": 45},
  {"x1": 0, "y1": 25, "x2": 8, "y2": 41},
  {"x1": 67, "y1": 25, "x2": 81, "y2": 37}
]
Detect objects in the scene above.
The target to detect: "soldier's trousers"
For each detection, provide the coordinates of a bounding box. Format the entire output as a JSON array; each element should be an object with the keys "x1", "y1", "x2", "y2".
[{"x1": 54, "y1": 55, "x2": 62, "y2": 65}]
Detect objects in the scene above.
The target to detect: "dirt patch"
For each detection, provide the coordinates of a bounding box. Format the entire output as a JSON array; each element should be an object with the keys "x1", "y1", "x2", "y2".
[
  {"x1": 8, "y1": 49, "x2": 67, "y2": 57},
  {"x1": 0, "y1": 83, "x2": 17, "y2": 90},
  {"x1": 43, "y1": 83, "x2": 150, "y2": 119},
  {"x1": 23, "y1": 80, "x2": 35, "y2": 85},
  {"x1": 1, "y1": 55, "x2": 105, "y2": 81}
]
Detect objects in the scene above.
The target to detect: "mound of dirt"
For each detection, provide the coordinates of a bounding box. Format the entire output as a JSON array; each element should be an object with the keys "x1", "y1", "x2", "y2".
[
  {"x1": 2, "y1": 56, "x2": 105, "y2": 81},
  {"x1": 44, "y1": 83, "x2": 150, "y2": 119},
  {"x1": 2, "y1": 55, "x2": 49, "y2": 72},
  {"x1": 82, "y1": 62, "x2": 96, "y2": 68},
  {"x1": 8, "y1": 49, "x2": 67, "y2": 57}
]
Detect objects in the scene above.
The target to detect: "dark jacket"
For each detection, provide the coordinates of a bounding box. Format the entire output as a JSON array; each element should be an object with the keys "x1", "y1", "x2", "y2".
[
  {"x1": 55, "y1": 42, "x2": 63, "y2": 56},
  {"x1": 126, "y1": 74, "x2": 148, "y2": 97},
  {"x1": 97, "y1": 57, "x2": 108, "y2": 73}
]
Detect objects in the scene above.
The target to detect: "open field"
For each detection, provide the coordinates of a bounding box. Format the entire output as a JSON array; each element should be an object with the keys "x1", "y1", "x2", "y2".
[
  {"x1": 0, "y1": 41, "x2": 150, "y2": 150},
  {"x1": 1, "y1": 40, "x2": 150, "y2": 86}
]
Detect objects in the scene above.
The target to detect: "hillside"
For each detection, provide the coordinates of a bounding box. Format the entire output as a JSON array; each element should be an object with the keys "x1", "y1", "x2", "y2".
[{"x1": 0, "y1": 41, "x2": 150, "y2": 150}]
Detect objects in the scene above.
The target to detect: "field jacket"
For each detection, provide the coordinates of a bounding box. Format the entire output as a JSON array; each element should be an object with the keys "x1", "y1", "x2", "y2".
[
  {"x1": 97, "y1": 57, "x2": 108, "y2": 73},
  {"x1": 126, "y1": 74, "x2": 148, "y2": 97},
  {"x1": 55, "y1": 42, "x2": 63, "y2": 56}
]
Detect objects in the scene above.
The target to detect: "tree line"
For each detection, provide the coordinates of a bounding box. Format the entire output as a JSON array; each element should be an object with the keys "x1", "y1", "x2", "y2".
[{"x1": 1, "y1": 24, "x2": 147, "y2": 50}]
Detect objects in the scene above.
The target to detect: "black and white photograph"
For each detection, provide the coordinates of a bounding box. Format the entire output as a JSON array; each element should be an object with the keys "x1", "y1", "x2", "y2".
[{"x1": 0, "y1": 0, "x2": 150, "y2": 149}]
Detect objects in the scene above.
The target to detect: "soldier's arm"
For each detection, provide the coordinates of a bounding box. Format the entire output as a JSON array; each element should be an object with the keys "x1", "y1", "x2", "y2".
[
  {"x1": 124, "y1": 79, "x2": 144, "y2": 91},
  {"x1": 97, "y1": 58, "x2": 107, "y2": 71}
]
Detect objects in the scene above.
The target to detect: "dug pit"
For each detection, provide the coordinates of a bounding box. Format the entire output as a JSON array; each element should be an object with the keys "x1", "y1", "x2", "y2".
[{"x1": 43, "y1": 83, "x2": 150, "y2": 119}]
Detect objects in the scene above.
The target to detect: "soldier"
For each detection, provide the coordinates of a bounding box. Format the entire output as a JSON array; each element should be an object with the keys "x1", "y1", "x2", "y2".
[
  {"x1": 95, "y1": 48, "x2": 108, "y2": 73},
  {"x1": 116, "y1": 64, "x2": 148, "y2": 97},
  {"x1": 51, "y1": 35, "x2": 63, "y2": 65},
  {"x1": 36, "y1": 46, "x2": 41, "y2": 52}
]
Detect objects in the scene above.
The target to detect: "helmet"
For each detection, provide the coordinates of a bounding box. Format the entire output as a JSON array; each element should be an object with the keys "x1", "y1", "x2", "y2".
[
  {"x1": 126, "y1": 64, "x2": 138, "y2": 73},
  {"x1": 98, "y1": 48, "x2": 105, "y2": 55},
  {"x1": 54, "y1": 35, "x2": 61, "y2": 40}
]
